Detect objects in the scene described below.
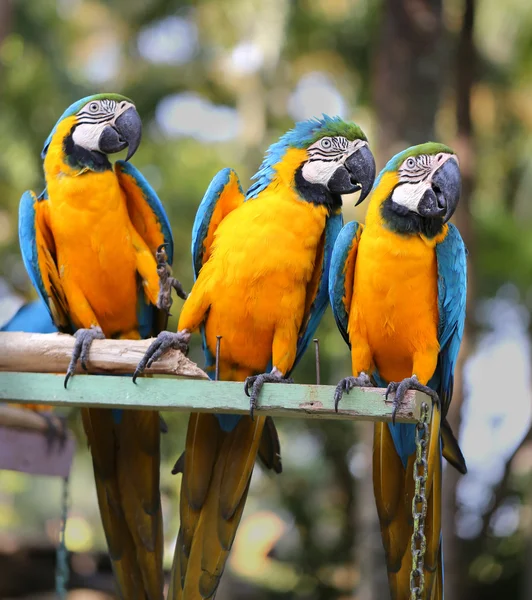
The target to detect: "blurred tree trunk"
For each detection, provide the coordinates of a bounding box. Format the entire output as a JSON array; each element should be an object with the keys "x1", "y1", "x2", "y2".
[
  {"x1": 365, "y1": 1, "x2": 447, "y2": 598},
  {"x1": 442, "y1": 2, "x2": 476, "y2": 600},
  {"x1": 373, "y1": 0, "x2": 445, "y2": 157}
]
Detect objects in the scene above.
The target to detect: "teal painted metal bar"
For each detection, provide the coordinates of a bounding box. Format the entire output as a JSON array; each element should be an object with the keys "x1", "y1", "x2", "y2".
[{"x1": 0, "y1": 372, "x2": 430, "y2": 423}]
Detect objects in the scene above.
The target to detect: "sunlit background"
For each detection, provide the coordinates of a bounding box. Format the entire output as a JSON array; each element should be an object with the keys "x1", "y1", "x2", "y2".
[{"x1": 1, "y1": 0, "x2": 532, "y2": 598}]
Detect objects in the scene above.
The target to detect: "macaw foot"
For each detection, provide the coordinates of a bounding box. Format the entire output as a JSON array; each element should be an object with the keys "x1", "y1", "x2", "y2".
[
  {"x1": 244, "y1": 368, "x2": 293, "y2": 421},
  {"x1": 385, "y1": 375, "x2": 440, "y2": 425},
  {"x1": 39, "y1": 411, "x2": 67, "y2": 454},
  {"x1": 132, "y1": 330, "x2": 191, "y2": 382},
  {"x1": 156, "y1": 244, "x2": 188, "y2": 314},
  {"x1": 333, "y1": 372, "x2": 372, "y2": 412},
  {"x1": 64, "y1": 326, "x2": 105, "y2": 388}
]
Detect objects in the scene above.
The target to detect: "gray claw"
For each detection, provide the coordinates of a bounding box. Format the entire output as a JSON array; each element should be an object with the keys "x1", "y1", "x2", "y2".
[
  {"x1": 64, "y1": 326, "x2": 104, "y2": 388},
  {"x1": 334, "y1": 372, "x2": 372, "y2": 412},
  {"x1": 386, "y1": 375, "x2": 440, "y2": 425},
  {"x1": 244, "y1": 371, "x2": 292, "y2": 421},
  {"x1": 156, "y1": 245, "x2": 188, "y2": 312},
  {"x1": 133, "y1": 330, "x2": 191, "y2": 382}
]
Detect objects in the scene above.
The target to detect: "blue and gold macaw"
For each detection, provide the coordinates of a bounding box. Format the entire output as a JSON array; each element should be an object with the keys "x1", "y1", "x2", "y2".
[
  {"x1": 329, "y1": 143, "x2": 467, "y2": 599},
  {"x1": 18, "y1": 94, "x2": 183, "y2": 600},
  {"x1": 134, "y1": 116, "x2": 376, "y2": 599}
]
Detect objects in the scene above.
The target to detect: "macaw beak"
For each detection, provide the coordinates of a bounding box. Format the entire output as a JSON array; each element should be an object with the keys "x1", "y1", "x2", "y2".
[
  {"x1": 418, "y1": 157, "x2": 461, "y2": 222},
  {"x1": 98, "y1": 106, "x2": 142, "y2": 161},
  {"x1": 327, "y1": 144, "x2": 376, "y2": 201},
  {"x1": 348, "y1": 145, "x2": 376, "y2": 206}
]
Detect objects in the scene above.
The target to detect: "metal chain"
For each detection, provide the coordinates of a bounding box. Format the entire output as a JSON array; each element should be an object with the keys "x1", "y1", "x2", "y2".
[
  {"x1": 56, "y1": 475, "x2": 70, "y2": 599},
  {"x1": 410, "y1": 401, "x2": 429, "y2": 600}
]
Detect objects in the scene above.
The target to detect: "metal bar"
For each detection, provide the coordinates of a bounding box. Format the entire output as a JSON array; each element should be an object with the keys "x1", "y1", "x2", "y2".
[
  {"x1": 215, "y1": 336, "x2": 222, "y2": 381},
  {"x1": 314, "y1": 338, "x2": 321, "y2": 386},
  {"x1": 0, "y1": 372, "x2": 431, "y2": 423}
]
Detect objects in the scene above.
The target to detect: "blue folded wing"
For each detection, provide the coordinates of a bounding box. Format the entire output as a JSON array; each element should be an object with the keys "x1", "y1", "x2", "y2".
[
  {"x1": 115, "y1": 160, "x2": 174, "y2": 264},
  {"x1": 191, "y1": 168, "x2": 244, "y2": 280},
  {"x1": 435, "y1": 223, "x2": 467, "y2": 414},
  {"x1": 18, "y1": 190, "x2": 70, "y2": 331},
  {"x1": 328, "y1": 220, "x2": 364, "y2": 347},
  {"x1": 19, "y1": 191, "x2": 50, "y2": 310},
  {"x1": 115, "y1": 160, "x2": 175, "y2": 337}
]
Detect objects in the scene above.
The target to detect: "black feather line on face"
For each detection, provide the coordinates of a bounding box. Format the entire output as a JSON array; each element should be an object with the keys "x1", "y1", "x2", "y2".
[
  {"x1": 63, "y1": 130, "x2": 111, "y2": 172},
  {"x1": 295, "y1": 165, "x2": 342, "y2": 211},
  {"x1": 380, "y1": 193, "x2": 444, "y2": 239}
]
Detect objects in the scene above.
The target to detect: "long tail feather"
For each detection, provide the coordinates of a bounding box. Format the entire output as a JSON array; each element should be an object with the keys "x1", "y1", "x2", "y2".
[
  {"x1": 169, "y1": 412, "x2": 266, "y2": 600},
  {"x1": 82, "y1": 408, "x2": 163, "y2": 600},
  {"x1": 373, "y1": 422, "x2": 443, "y2": 600}
]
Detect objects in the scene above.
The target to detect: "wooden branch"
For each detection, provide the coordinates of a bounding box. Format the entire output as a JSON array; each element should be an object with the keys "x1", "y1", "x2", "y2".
[
  {"x1": 0, "y1": 372, "x2": 432, "y2": 424},
  {"x1": 0, "y1": 332, "x2": 208, "y2": 379}
]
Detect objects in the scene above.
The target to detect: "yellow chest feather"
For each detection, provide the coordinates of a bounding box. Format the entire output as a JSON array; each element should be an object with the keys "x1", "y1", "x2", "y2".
[
  {"x1": 45, "y1": 167, "x2": 140, "y2": 335},
  {"x1": 200, "y1": 190, "x2": 328, "y2": 378},
  {"x1": 353, "y1": 224, "x2": 440, "y2": 379}
]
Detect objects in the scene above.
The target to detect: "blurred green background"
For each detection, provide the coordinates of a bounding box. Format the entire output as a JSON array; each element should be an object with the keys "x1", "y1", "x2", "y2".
[{"x1": 0, "y1": 0, "x2": 532, "y2": 598}]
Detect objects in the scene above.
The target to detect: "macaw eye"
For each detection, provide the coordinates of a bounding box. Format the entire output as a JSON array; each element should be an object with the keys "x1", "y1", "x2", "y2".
[
  {"x1": 406, "y1": 157, "x2": 416, "y2": 168},
  {"x1": 89, "y1": 103, "x2": 99, "y2": 113},
  {"x1": 320, "y1": 138, "x2": 332, "y2": 150}
]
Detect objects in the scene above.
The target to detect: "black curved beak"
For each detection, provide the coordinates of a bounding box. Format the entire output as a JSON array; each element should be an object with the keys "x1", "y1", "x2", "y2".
[
  {"x1": 98, "y1": 106, "x2": 142, "y2": 161},
  {"x1": 346, "y1": 145, "x2": 376, "y2": 206},
  {"x1": 418, "y1": 158, "x2": 461, "y2": 222}
]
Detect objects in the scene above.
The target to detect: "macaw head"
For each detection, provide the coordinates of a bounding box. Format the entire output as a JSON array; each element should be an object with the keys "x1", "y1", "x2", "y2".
[
  {"x1": 42, "y1": 93, "x2": 142, "y2": 170},
  {"x1": 247, "y1": 115, "x2": 376, "y2": 209},
  {"x1": 374, "y1": 142, "x2": 461, "y2": 237}
]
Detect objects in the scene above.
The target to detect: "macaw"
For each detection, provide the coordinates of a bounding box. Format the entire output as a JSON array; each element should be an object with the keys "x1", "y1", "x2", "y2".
[
  {"x1": 133, "y1": 115, "x2": 376, "y2": 599},
  {"x1": 18, "y1": 94, "x2": 183, "y2": 600},
  {"x1": 329, "y1": 143, "x2": 467, "y2": 599}
]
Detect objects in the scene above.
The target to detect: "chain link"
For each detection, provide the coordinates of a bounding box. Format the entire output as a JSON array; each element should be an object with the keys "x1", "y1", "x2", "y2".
[
  {"x1": 56, "y1": 475, "x2": 70, "y2": 599},
  {"x1": 410, "y1": 401, "x2": 429, "y2": 600}
]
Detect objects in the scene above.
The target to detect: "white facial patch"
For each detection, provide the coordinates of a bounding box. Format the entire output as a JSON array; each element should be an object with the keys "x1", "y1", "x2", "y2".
[
  {"x1": 72, "y1": 121, "x2": 110, "y2": 151},
  {"x1": 391, "y1": 152, "x2": 456, "y2": 213},
  {"x1": 71, "y1": 99, "x2": 133, "y2": 152},
  {"x1": 301, "y1": 138, "x2": 367, "y2": 186},
  {"x1": 390, "y1": 180, "x2": 431, "y2": 211}
]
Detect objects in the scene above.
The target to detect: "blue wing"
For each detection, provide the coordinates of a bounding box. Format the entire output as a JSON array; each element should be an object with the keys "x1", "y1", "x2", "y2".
[
  {"x1": 19, "y1": 191, "x2": 48, "y2": 309},
  {"x1": 288, "y1": 210, "x2": 344, "y2": 374},
  {"x1": 1, "y1": 299, "x2": 57, "y2": 333},
  {"x1": 191, "y1": 168, "x2": 244, "y2": 280},
  {"x1": 115, "y1": 160, "x2": 174, "y2": 264},
  {"x1": 115, "y1": 160, "x2": 175, "y2": 337},
  {"x1": 435, "y1": 222, "x2": 467, "y2": 414},
  {"x1": 328, "y1": 220, "x2": 364, "y2": 348},
  {"x1": 18, "y1": 190, "x2": 70, "y2": 331}
]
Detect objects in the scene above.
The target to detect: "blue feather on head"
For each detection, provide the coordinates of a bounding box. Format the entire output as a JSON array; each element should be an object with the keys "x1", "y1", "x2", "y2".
[
  {"x1": 247, "y1": 115, "x2": 367, "y2": 199},
  {"x1": 41, "y1": 93, "x2": 133, "y2": 159}
]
